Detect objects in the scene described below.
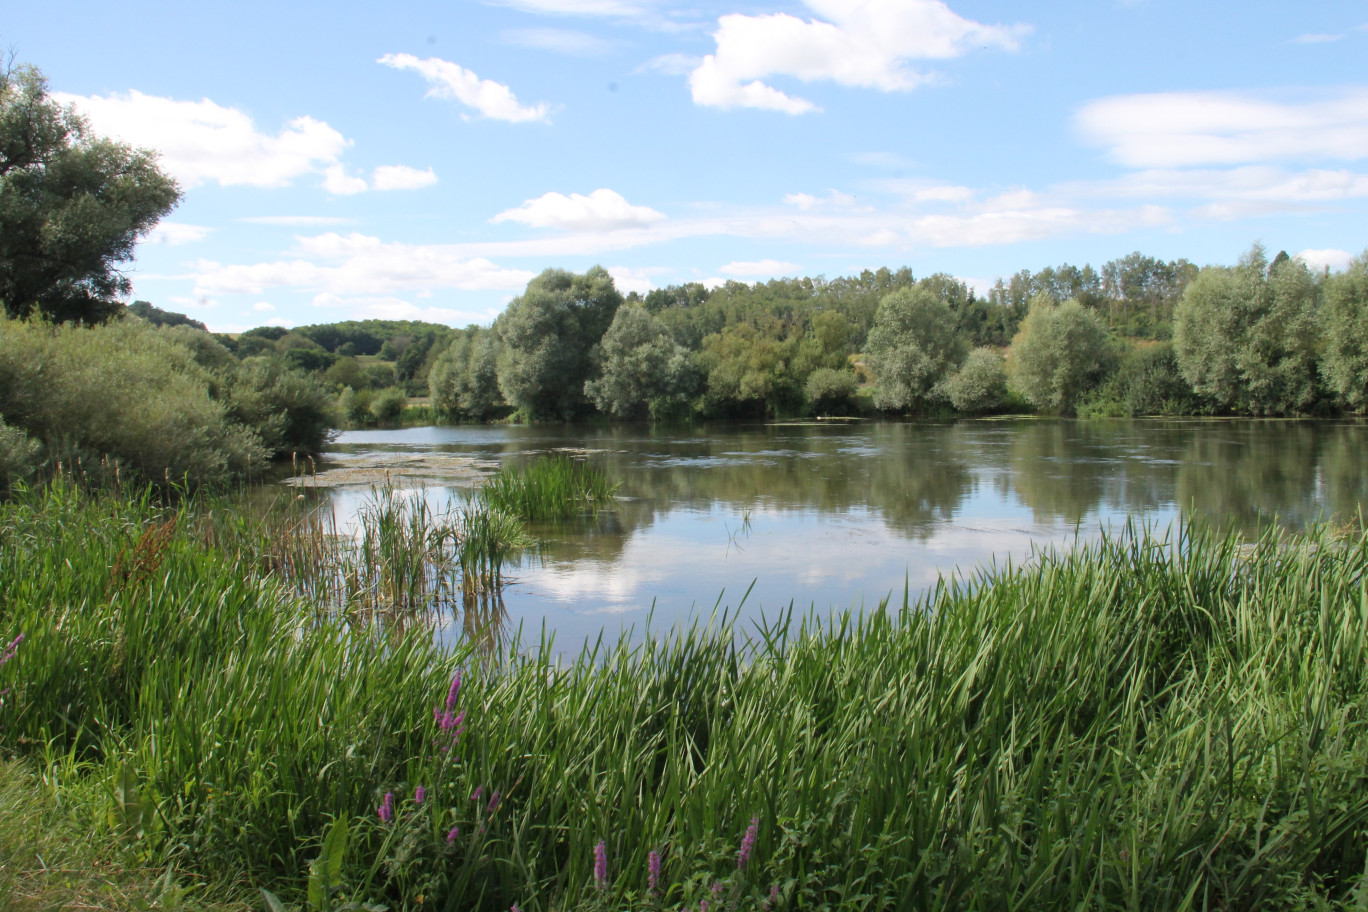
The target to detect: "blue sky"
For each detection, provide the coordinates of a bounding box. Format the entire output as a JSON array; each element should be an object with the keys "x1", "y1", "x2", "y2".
[{"x1": 7, "y1": 0, "x2": 1366, "y2": 332}]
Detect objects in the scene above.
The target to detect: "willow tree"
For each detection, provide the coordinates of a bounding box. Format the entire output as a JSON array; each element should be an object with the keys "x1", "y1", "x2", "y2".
[
  {"x1": 0, "y1": 63, "x2": 179, "y2": 324},
  {"x1": 1007, "y1": 295, "x2": 1113, "y2": 415},
  {"x1": 865, "y1": 286, "x2": 966, "y2": 412},
  {"x1": 1320, "y1": 253, "x2": 1368, "y2": 413}
]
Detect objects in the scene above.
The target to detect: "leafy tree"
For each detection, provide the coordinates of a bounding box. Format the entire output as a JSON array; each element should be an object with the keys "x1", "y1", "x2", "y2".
[
  {"x1": 429, "y1": 328, "x2": 504, "y2": 421},
  {"x1": 0, "y1": 64, "x2": 180, "y2": 324},
  {"x1": 1008, "y1": 296, "x2": 1114, "y2": 414},
  {"x1": 1173, "y1": 245, "x2": 1321, "y2": 415},
  {"x1": 585, "y1": 305, "x2": 697, "y2": 420},
  {"x1": 1077, "y1": 342, "x2": 1205, "y2": 418},
  {"x1": 496, "y1": 267, "x2": 622, "y2": 420},
  {"x1": 222, "y1": 357, "x2": 337, "y2": 457},
  {"x1": 865, "y1": 287, "x2": 966, "y2": 411},
  {"x1": 697, "y1": 318, "x2": 802, "y2": 418},
  {"x1": 1320, "y1": 252, "x2": 1368, "y2": 412},
  {"x1": 941, "y1": 347, "x2": 1008, "y2": 415},
  {"x1": 126, "y1": 300, "x2": 207, "y2": 331}
]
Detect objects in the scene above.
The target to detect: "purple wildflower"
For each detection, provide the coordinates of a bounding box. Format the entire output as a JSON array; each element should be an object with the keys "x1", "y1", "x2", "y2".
[
  {"x1": 593, "y1": 839, "x2": 607, "y2": 888},
  {"x1": 737, "y1": 816, "x2": 759, "y2": 870},
  {"x1": 446, "y1": 826, "x2": 460, "y2": 843},
  {"x1": 762, "y1": 884, "x2": 780, "y2": 910},
  {"x1": 471, "y1": 785, "x2": 483, "y2": 801},
  {"x1": 0, "y1": 633, "x2": 20, "y2": 696},
  {"x1": 414, "y1": 786, "x2": 426, "y2": 805},
  {"x1": 647, "y1": 849, "x2": 661, "y2": 894},
  {"x1": 435, "y1": 671, "x2": 466, "y2": 752},
  {"x1": 487, "y1": 791, "x2": 501, "y2": 812},
  {"x1": 378, "y1": 792, "x2": 394, "y2": 823},
  {"x1": 700, "y1": 901, "x2": 709, "y2": 912},
  {"x1": 711, "y1": 882, "x2": 722, "y2": 899}
]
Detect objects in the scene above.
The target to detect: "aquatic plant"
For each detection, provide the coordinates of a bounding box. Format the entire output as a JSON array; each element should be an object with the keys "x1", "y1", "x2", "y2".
[{"x1": 480, "y1": 455, "x2": 619, "y2": 522}]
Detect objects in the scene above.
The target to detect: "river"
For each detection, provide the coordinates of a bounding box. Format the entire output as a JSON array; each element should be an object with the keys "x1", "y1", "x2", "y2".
[{"x1": 299, "y1": 418, "x2": 1368, "y2": 650}]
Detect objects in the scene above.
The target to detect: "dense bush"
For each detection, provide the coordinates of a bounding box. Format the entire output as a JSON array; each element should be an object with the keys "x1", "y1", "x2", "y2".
[
  {"x1": 430, "y1": 329, "x2": 505, "y2": 421},
  {"x1": 0, "y1": 418, "x2": 41, "y2": 493},
  {"x1": 1008, "y1": 296, "x2": 1115, "y2": 414},
  {"x1": 804, "y1": 367, "x2": 859, "y2": 415},
  {"x1": 368, "y1": 387, "x2": 408, "y2": 425},
  {"x1": 940, "y1": 347, "x2": 1008, "y2": 414},
  {"x1": 0, "y1": 317, "x2": 265, "y2": 485},
  {"x1": 1077, "y1": 342, "x2": 1207, "y2": 418},
  {"x1": 222, "y1": 357, "x2": 338, "y2": 457}
]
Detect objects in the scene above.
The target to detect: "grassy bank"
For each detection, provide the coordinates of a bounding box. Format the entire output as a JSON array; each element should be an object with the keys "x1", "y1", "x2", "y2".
[{"x1": 2, "y1": 483, "x2": 1368, "y2": 910}]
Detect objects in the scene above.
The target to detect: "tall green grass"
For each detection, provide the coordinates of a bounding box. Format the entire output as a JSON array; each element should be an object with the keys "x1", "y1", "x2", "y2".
[
  {"x1": 482, "y1": 455, "x2": 619, "y2": 522},
  {"x1": 3, "y1": 483, "x2": 1368, "y2": 910}
]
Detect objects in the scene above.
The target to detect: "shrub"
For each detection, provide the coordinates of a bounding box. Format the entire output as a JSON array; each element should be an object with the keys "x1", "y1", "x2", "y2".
[
  {"x1": 223, "y1": 357, "x2": 338, "y2": 457},
  {"x1": 0, "y1": 316, "x2": 265, "y2": 485},
  {"x1": 804, "y1": 367, "x2": 859, "y2": 415},
  {"x1": 940, "y1": 347, "x2": 1007, "y2": 414},
  {"x1": 369, "y1": 387, "x2": 408, "y2": 426},
  {"x1": 0, "y1": 419, "x2": 41, "y2": 493}
]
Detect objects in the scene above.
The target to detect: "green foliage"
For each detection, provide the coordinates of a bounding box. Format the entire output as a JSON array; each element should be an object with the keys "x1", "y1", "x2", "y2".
[
  {"x1": 865, "y1": 286, "x2": 967, "y2": 411},
  {"x1": 1076, "y1": 341, "x2": 1206, "y2": 418},
  {"x1": 940, "y1": 346, "x2": 1008, "y2": 415},
  {"x1": 126, "y1": 300, "x2": 208, "y2": 331},
  {"x1": 1173, "y1": 245, "x2": 1322, "y2": 415},
  {"x1": 223, "y1": 357, "x2": 338, "y2": 456},
  {"x1": 0, "y1": 64, "x2": 180, "y2": 324},
  {"x1": 1008, "y1": 296, "x2": 1115, "y2": 414},
  {"x1": 803, "y1": 367, "x2": 859, "y2": 415},
  {"x1": 584, "y1": 304, "x2": 697, "y2": 420},
  {"x1": 481, "y1": 455, "x2": 619, "y2": 522},
  {"x1": 429, "y1": 329, "x2": 505, "y2": 421},
  {"x1": 0, "y1": 316, "x2": 265, "y2": 484},
  {"x1": 496, "y1": 267, "x2": 622, "y2": 420},
  {"x1": 0, "y1": 417, "x2": 41, "y2": 493},
  {"x1": 367, "y1": 387, "x2": 407, "y2": 426},
  {"x1": 1320, "y1": 252, "x2": 1368, "y2": 412},
  {"x1": 6, "y1": 487, "x2": 1368, "y2": 910},
  {"x1": 696, "y1": 319, "x2": 802, "y2": 418}
]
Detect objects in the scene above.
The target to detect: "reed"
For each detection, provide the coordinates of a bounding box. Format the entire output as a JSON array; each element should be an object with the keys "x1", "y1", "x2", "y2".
[
  {"x1": 2, "y1": 484, "x2": 1368, "y2": 911},
  {"x1": 481, "y1": 455, "x2": 619, "y2": 522}
]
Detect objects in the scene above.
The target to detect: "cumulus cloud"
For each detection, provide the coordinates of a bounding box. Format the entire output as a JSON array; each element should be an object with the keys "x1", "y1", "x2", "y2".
[
  {"x1": 1075, "y1": 87, "x2": 1368, "y2": 168},
  {"x1": 145, "y1": 222, "x2": 212, "y2": 245},
  {"x1": 491, "y1": 188, "x2": 666, "y2": 231},
  {"x1": 606, "y1": 266, "x2": 660, "y2": 295},
  {"x1": 192, "y1": 233, "x2": 535, "y2": 297},
  {"x1": 57, "y1": 90, "x2": 351, "y2": 189},
  {"x1": 252, "y1": 301, "x2": 276, "y2": 312},
  {"x1": 689, "y1": 0, "x2": 1029, "y2": 113},
  {"x1": 323, "y1": 165, "x2": 368, "y2": 195},
  {"x1": 372, "y1": 165, "x2": 439, "y2": 190},
  {"x1": 379, "y1": 53, "x2": 551, "y2": 123},
  {"x1": 719, "y1": 259, "x2": 800, "y2": 276},
  {"x1": 1297, "y1": 248, "x2": 1356, "y2": 271}
]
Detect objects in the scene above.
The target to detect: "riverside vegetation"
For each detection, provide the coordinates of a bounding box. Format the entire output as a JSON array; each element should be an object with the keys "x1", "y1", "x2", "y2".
[{"x1": 3, "y1": 473, "x2": 1368, "y2": 910}]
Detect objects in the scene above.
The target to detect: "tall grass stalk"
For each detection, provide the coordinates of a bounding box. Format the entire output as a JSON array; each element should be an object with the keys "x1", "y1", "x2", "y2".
[
  {"x1": 481, "y1": 455, "x2": 619, "y2": 522},
  {"x1": 3, "y1": 484, "x2": 1368, "y2": 910}
]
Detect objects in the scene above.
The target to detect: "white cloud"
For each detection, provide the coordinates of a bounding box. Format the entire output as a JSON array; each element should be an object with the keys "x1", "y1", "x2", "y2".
[
  {"x1": 372, "y1": 165, "x2": 439, "y2": 190},
  {"x1": 57, "y1": 90, "x2": 351, "y2": 188},
  {"x1": 1297, "y1": 248, "x2": 1356, "y2": 271},
  {"x1": 1075, "y1": 87, "x2": 1368, "y2": 168},
  {"x1": 192, "y1": 234, "x2": 535, "y2": 298},
  {"x1": 379, "y1": 53, "x2": 551, "y2": 123},
  {"x1": 689, "y1": 0, "x2": 1030, "y2": 113},
  {"x1": 241, "y1": 215, "x2": 354, "y2": 226},
  {"x1": 265, "y1": 318, "x2": 295, "y2": 328},
  {"x1": 323, "y1": 165, "x2": 368, "y2": 195},
  {"x1": 145, "y1": 222, "x2": 212, "y2": 245},
  {"x1": 1061, "y1": 166, "x2": 1368, "y2": 204},
  {"x1": 638, "y1": 53, "x2": 701, "y2": 76},
  {"x1": 252, "y1": 301, "x2": 276, "y2": 312},
  {"x1": 606, "y1": 266, "x2": 659, "y2": 295},
  {"x1": 491, "y1": 188, "x2": 666, "y2": 231},
  {"x1": 719, "y1": 259, "x2": 800, "y2": 276},
  {"x1": 502, "y1": 28, "x2": 617, "y2": 56},
  {"x1": 1292, "y1": 33, "x2": 1344, "y2": 44},
  {"x1": 782, "y1": 189, "x2": 859, "y2": 210}
]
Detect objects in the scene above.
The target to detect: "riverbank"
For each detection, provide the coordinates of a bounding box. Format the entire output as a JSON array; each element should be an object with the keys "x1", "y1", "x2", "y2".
[{"x1": 2, "y1": 483, "x2": 1367, "y2": 910}]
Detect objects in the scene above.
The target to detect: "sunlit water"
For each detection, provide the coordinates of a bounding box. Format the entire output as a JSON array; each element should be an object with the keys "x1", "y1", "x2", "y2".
[{"x1": 303, "y1": 419, "x2": 1368, "y2": 650}]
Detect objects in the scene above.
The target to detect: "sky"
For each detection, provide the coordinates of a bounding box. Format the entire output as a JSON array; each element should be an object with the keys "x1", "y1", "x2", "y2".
[{"x1": 6, "y1": 0, "x2": 1367, "y2": 332}]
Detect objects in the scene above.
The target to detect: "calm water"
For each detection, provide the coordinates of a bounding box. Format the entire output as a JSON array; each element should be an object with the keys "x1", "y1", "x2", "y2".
[{"x1": 308, "y1": 419, "x2": 1368, "y2": 649}]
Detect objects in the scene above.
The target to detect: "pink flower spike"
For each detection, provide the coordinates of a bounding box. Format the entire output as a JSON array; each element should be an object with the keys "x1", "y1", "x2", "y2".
[
  {"x1": 446, "y1": 826, "x2": 460, "y2": 843},
  {"x1": 378, "y1": 792, "x2": 394, "y2": 823},
  {"x1": 647, "y1": 849, "x2": 661, "y2": 894},
  {"x1": 487, "y1": 791, "x2": 501, "y2": 812},
  {"x1": 471, "y1": 785, "x2": 483, "y2": 801},
  {"x1": 414, "y1": 786, "x2": 426, "y2": 805},
  {"x1": 737, "y1": 816, "x2": 759, "y2": 869},
  {"x1": 593, "y1": 839, "x2": 607, "y2": 888}
]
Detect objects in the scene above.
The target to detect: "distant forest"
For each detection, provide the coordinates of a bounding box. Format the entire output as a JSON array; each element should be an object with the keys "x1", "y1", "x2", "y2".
[{"x1": 199, "y1": 244, "x2": 1367, "y2": 425}]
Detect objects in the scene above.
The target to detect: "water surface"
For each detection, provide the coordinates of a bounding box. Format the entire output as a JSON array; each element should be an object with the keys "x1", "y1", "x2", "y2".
[{"x1": 307, "y1": 419, "x2": 1368, "y2": 649}]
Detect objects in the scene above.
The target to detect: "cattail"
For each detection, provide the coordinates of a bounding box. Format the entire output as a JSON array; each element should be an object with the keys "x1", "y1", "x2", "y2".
[
  {"x1": 593, "y1": 839, "x2": 607, "y2": 888},
  {"x1": 378, "y1": 792, "x2": 394, "y2": 823},
  {"x1": 737, "y1": 817, "x2": 759, "y2": 870},
  {"x1": 647, "y1": 849, "x2": 661, "y2": 894}
]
